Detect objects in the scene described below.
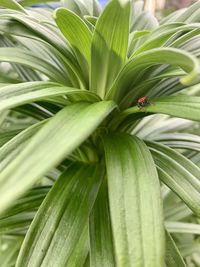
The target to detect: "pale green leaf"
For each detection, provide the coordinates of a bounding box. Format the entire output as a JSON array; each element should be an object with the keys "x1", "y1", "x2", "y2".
[
  {"x1": 165, "y1": 231, "x2": 187, "y2": 267},
  {"x1": 62, "y1": 0, "x2": 101, "y2": 17},
  {"x1": 0, "y1": 48, "x2": 67, "y2": 84},
  {"x1": 82, "y1": 0, "x2": 101, "y2": 16},
  {"x1": 128, "y1": 30, "x2": 150, "y2": 57},
  {"x1": 147, "y1": 141, "x2": 200, "y2": 216},
  {"x1": 164, "y1": 202, "x2": 192, "y2": 221},
  {"x1": 130, "y1": 11, "x2": 158, "y2": 33},
  {"x1": 132, "y1": 24, "x2": 199, "y2": 56},
  {"x1": 173, "y1": 1, "x2": 200, "y2": 23},
  {"x1": 132, "y1": 115, "x2": 193, "y2": 140},
  {"x1": 161, "y1": 10, "x2": 186, "y2": 25},
  {"x1": 154, "y1": 133, "x2": 200, "y2": 151},
  {"x1": 166, "y1": 221, "x2": 200, "y2": 235}
]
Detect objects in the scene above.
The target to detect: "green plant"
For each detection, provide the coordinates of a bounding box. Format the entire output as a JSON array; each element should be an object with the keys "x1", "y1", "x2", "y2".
[{"x1": 0, "y1": 0, "x2": 200, "y2": 266}]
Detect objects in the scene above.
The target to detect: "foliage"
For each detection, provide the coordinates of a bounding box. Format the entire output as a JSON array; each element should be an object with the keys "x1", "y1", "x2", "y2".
[{"x1": 0, "y1": 0, "x2": 200, "y2": 266}]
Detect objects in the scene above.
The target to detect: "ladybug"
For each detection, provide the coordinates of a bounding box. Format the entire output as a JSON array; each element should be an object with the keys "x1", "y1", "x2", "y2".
[{"x1": 137, "y1": 96, "x2": 150, "y2": 108}]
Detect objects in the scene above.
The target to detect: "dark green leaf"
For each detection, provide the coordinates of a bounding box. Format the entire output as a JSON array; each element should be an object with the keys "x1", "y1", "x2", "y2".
[{"x1": 16, "y1": 163, "x2": 103, "y2": 267}]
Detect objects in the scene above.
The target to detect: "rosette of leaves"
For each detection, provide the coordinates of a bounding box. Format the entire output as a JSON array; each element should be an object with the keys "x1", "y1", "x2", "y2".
[{"x1": 0, "y1": 0, "x2": 200, "y2": 266}]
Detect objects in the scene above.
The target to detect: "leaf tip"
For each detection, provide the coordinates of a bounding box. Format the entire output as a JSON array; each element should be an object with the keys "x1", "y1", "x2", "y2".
[
  {"x1": 180, "y1": 69, "x2": 200, "y2": 86},
  {"x1": 53, "y1": 7, "x2": 65, "y2": 20}
]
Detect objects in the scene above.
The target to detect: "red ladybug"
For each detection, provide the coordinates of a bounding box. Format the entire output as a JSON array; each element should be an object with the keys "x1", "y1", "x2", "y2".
[{"x1": 137, "y1": 96, "x2": 150, "y2": 108}]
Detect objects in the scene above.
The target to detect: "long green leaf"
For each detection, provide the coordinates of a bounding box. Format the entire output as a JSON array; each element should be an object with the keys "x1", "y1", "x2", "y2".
[
  {"x1": 165, "y1": 231, "x2": 187, "y2": 267},
  {"x1": 120, "y1": 96, "x2": 200, "y2": 126},
  {"x1": 0, "y1": 48, "x2": 67, "y2": 84},
  {"x1": 90, "y1": 0, "x2": 130, "y2": 97},
  {"x1": 107, "y1": 48, "x2": 200, "y2": 103},
  {"x1": 145, "y1": 95, "x2": 200, "y2": 121},
  {"x1": 154, "y1": 133, "x2": 200, "y2": 151},
  {"x1": 54, "y1": 8, "x2": 92, "y2": 63},
  {"x1": 16, "y1": 163, "x2": 103, "y2": 267},
  {"x1": 0, "y1": 81, "x2": 100, "y2": 112},
  {"x1": 132, "y1": 24, "x2": 199, "y2": 56},
  {"x1": 20, "y1": 0, "x2": 56, "y2": 6},
  {"x1": 0, "y1": 100, "x2": 115, "y2": 214},
  {"x1": 0, "y1": 13, "x2": 83, "y2": 86},
  {"x1": 166, "y1": 221, "x2": 200, "y2": 235},
  {"x1": 147, "y1": 141, "x2": 200, "y2": 216},
  {"x1": 89, "y1": 179, "x2": 115, "y2": 267},
  {"x1": 103, "y1": 134, "x2": 165, "y2": 267},
  {"x1": 54, "y1": 8, "x2": 92, "y2": 84}
]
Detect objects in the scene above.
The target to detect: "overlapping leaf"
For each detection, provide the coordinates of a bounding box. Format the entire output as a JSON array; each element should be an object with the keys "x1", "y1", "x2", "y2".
[
  {"x1": 0, "y1": 48, "x2": 67, "y2": 84},
  {"x1": 153, "y1": 133, "x2": 200, "y2": 151},
  {"x1": 0, "y1": 0, "x2": 25, "y2": 12},
  {"x1": 166, "y1": 221, "x2": 200, "y2": 235},
  {"x1": 147, "y1": 141, "x2": 200, "y2": 216},
  {"x1": 0, "y1": 81, "x2": 100, "y2": 112},
  {"x1": 165, "y1": 231, "x2": 187, "y2": 267},
  {"x1": 62, "y1": 0, "x2": 101, "y2": 17},
  {"x1": 89, "y1": 179, "x2": 115, "y2": 267},
  {"x1": 106, "y1": 48, "x2": 200, "y2": 103},
  {"x1": 16, "y1": 163, "x2": 103, "y2": 267},
  {"x1": 0, "y1": 100, "x2": 115, "y2": 214},
  {"x1": 54, "y1": 8, "x2": 92, "y2": 85}
]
